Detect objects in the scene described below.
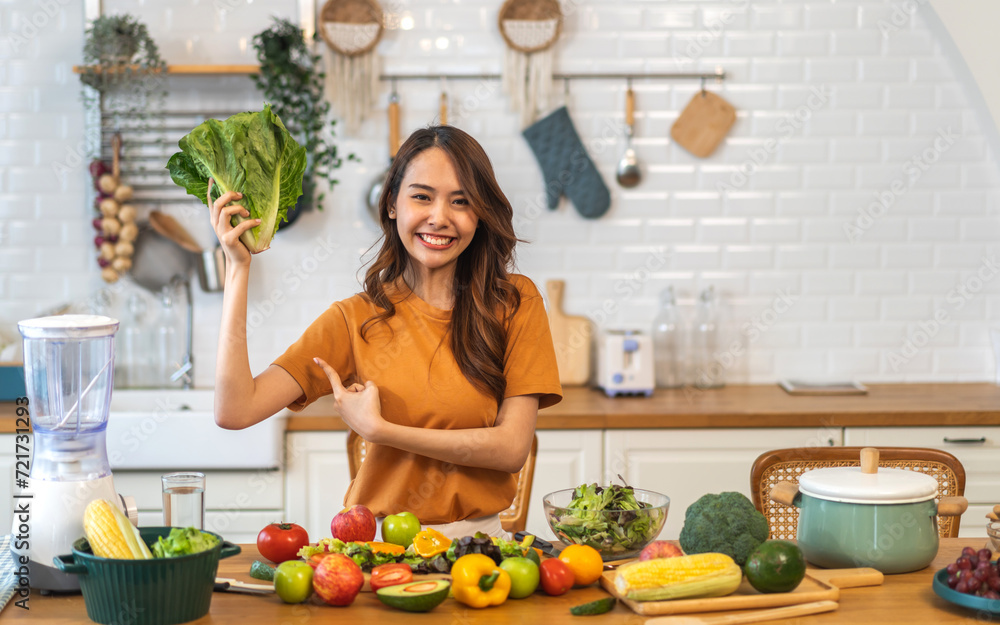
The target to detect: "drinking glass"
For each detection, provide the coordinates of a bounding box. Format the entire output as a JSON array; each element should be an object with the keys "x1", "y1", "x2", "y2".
[{"x1": 161, "y1": 471, "x2": 205, "y2": 529}]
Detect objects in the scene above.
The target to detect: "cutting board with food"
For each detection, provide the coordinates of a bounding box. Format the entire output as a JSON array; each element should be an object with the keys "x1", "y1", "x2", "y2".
[
  {"x1": 601, "y1": 568, "x2": 837, "y2": 616},
  {"x1": 601, "y1": 564, "x2": 881, "y2": 616},
  {"x1": 546, "y1": 279, "x2": 593, "y2": 386}
]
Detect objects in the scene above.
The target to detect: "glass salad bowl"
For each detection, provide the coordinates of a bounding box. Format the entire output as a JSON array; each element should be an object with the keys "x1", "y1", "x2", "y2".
[{"x1": 543, "y1": 486, "x2": 669, "y2": 561}]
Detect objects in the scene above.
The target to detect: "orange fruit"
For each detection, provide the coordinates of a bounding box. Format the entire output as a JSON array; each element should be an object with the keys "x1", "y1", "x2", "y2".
[
  {"x1": 558, "y1": 544, "x2": 603, "y2": 586},
  {"x1": 365, "y1": 541, "x2": 406, "y2": 555},
  {"x1": 411, "y1": 528, "x2": 452, "y2": 558}
]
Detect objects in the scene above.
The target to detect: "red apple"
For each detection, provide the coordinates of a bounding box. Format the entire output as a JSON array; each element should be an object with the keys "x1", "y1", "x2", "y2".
[
  {"x1": 330, "y1": 505, "x2": 376, "y2": 542},
  {"x1": 312, "y1": 553, "x2": 363, "y2": 606},
  {"x1": 639, "y1": 541, "x2": 685, "y2": 561}
]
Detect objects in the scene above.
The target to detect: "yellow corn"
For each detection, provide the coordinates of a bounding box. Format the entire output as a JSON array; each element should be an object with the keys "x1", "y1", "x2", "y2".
[
  {"x1": 614, "y1": 552, "x2": 742, "y2": 601},
  {"x1": 83, "y1": 499, "x2": 152, "y2": 560}
]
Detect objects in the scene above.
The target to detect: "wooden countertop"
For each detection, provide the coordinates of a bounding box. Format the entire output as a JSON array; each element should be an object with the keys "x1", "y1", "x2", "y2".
[
  {"x1": 280, "y1": 383, "x2": 1000, "y2": 431},
  {"x1": 3, "y1": 538, "x2": 992, "y2": 623},
  {"x1": 3, "y1": 383, "x2": 1000, "y2": 434}
]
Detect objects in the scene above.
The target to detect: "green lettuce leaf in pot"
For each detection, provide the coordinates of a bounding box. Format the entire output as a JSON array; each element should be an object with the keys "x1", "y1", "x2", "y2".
[{"x1": 166, "y1": 104, "x2": 307, "y2": 253}]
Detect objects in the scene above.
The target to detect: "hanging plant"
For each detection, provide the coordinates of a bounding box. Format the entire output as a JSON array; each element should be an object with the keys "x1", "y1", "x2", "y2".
[{"x1": 251, "y1": 17, "x2": 353, "y2": 220}]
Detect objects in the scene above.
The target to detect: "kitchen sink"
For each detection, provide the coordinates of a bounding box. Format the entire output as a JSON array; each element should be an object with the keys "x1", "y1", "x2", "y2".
[{"x1": 105, "y1": 389, "x2": 286, "y2": 470}]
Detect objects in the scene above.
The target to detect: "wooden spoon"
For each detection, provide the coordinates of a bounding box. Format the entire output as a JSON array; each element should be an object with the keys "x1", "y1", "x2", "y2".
[{"x1": 150, "y1": 211, "x2": 202, "y2": 254}]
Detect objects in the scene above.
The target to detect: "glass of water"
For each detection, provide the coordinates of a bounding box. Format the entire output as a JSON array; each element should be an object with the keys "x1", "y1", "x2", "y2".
[{"x1": 161, "y1": 471, "x2": 205, "y2": 529}]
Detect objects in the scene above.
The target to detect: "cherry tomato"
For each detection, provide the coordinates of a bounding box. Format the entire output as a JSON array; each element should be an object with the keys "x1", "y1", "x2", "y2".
[
  {"x1": 370, "y1": 563, "x2": 414, "y2": 592},
  {"x1": 539, "y1": 558, "x2": 575, "y2": 596},
  {"x1": 256, "y1": 522, "x2": 310, "y2": 564}
]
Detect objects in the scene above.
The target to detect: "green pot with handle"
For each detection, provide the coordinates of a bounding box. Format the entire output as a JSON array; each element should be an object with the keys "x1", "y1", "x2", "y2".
[{"x1": 770, "y1": 447, "x2": 968, "y2": 574}]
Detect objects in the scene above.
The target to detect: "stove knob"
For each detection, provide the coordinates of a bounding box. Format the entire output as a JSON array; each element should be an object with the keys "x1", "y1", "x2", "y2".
[{"x1": 118, "y1": 494, "x2": 140, "y2": 527}]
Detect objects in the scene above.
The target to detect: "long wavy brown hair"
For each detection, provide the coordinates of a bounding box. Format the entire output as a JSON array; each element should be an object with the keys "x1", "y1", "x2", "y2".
[{"x1": 361, "y1": 126, "x2": 522, "y2": 404}]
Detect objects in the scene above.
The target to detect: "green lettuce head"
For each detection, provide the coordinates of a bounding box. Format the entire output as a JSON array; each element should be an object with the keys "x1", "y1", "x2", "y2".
[{"x1": 166, "y1": 104, "x2": 307, "y2": 253}]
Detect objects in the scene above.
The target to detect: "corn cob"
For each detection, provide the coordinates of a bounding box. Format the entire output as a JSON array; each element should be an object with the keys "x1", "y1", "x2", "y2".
[
  {"x1": 83, "y1": 499, "x2": 153, "y2": 559},
  {"x1": 614, "y1": 552, "x2": 742, "y2": 601}
]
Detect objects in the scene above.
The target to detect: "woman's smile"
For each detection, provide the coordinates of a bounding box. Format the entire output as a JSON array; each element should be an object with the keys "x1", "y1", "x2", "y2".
[{"x1": 417, "y1": 232, "x2": 456, "y2": 248}]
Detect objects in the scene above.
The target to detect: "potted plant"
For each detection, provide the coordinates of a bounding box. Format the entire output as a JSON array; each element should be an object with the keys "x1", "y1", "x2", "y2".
[
  {"x1": 79, "y1": 14, "x2": 167, "y2": 97},
  {"x1": 251, "y1": 17, "x2": 350, "y2": 223}
]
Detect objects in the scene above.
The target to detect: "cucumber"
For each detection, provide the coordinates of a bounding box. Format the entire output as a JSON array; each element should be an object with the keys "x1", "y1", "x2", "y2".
[
  {"x1": 249, "y1": 559, "x2": 276, "y2": 581},
  {"x1": 570, "y1": 597, "x2": 616, "y2": 616}
]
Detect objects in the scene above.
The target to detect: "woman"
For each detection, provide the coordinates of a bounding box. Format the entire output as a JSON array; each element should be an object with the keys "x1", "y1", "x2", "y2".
[{"x1": 209, "y1": 125, "x2": 562, "y2": 538}]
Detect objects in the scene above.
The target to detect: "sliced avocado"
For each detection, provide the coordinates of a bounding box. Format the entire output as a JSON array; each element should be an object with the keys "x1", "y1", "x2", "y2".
[{"x1": 375, "y1": 580, "x2": 450, "y2": 612}]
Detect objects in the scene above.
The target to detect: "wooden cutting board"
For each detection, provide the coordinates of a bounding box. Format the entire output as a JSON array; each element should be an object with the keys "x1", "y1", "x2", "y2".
[
  {"x1": 671, "y1": 91, "x2": 736, "y2": 158},
  {"x1": 546, "y1": 280, "x2": 593, "y2": 386},
  {"x1": 600, "y1": 566, "x2": 881, "y2": 616}
]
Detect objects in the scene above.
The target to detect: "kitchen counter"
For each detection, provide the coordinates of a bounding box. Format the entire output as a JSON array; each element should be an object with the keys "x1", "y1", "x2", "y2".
[
  {"x1": 282, "y1": 383, "x2": 1000, "y2": 431},
  {"x1": 2, "y1": 537, "x2": 992, "y2": 623},
  {"x1": 4, "y1": 383, "x2": 1000, "y2": 434}
]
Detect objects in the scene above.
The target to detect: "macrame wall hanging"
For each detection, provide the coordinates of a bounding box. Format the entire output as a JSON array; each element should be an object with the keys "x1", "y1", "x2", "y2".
[
  {"x1": 498, "y1": 0, "x2": 562, "y2": 127},
  {"x1": 319, "y1": 0, "x2": 384, "y2": 135}
]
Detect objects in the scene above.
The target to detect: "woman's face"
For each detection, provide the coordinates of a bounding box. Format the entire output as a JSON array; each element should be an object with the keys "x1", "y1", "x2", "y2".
[{"x1": 390, "y1": 147, "x2": 479, "y2": 278}]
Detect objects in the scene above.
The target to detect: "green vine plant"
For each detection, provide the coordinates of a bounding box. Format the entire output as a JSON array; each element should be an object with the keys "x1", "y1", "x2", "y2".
[
  {"x1": 78, "y1": 14, "x2": 168, "y2": 161},
  {"x1": 251, "y1": 17, "x2": 356, "y2": 211}
]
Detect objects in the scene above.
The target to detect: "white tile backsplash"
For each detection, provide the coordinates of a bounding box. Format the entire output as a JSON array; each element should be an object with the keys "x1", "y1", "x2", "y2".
[{"x1": 2, "y1": 0, "x2": 1000, "y2": 384}]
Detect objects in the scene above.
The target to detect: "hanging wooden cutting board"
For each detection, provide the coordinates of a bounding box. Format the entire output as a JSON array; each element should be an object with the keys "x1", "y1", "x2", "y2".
[
  {"x1": 670, "y1": 91, "x2": 736, "y2": 158},
  {"x1": 546, "y1": 280, "x2": 592, "y2": 386}
]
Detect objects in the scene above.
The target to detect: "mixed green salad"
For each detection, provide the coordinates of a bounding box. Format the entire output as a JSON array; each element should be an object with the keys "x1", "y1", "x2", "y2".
[
  {"x1": 152, "y1": 527, "x2": 219, "y2": 558},
  {"x1": 547, "y1": 483, "x2": 664, "y2": 555}
]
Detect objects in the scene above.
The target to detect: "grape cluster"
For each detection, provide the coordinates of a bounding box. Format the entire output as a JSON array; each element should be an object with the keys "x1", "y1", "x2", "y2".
[{"x1": 945, "y1": 547, "x2": 1000, "y2": 599}]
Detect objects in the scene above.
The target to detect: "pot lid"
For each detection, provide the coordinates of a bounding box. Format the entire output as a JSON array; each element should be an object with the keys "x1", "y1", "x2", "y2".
[{"x1": 798, "y1": 465, "x2": 938, "y2": 504}]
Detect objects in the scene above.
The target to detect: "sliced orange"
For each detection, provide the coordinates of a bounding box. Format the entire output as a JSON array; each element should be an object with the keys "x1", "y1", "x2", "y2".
[
  {"x1": 365, "y1": 541, "x2": 406, "y2": 555},
  {"x1": 411, "y1": 528, "x2": 452, "y2": 558}
]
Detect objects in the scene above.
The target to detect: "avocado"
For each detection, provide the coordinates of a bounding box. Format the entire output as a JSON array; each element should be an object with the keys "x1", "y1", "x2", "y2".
[
  {"x1": 743, "y1": 540, "x2": 806, "y2": 594},
  {"x1": 375, "y1": 579, "x2": 450, "y2": 612}
]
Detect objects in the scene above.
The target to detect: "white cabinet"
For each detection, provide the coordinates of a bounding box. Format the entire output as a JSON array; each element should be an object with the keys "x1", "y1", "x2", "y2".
[
  {"x1": 525, "y1": 430, "x2": 604, "y2": 541},
  {"x1": 606, "y1": 428, "x2": 843, "y2": 539},
  {"x1": 0, "y1": 435, "x2": 15, "y2": 533},
  {"x1": 844, "y1": 426, "x2": 1000, "y2": 538},
  {"x1": 284, "y1": 432, "x2": 352, "y2": 541}
]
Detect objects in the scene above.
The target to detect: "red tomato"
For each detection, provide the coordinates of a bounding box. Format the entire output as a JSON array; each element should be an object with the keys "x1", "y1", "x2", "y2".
[
  {"x1": 370, "y1": 563, "x2": 414, "y2": 592},
  {"x1": 256, "y1": 523, "x2": 310, "y2": 564},
  {"x1": 539, "y1": 558, "x2": 575, "y2": 596}
]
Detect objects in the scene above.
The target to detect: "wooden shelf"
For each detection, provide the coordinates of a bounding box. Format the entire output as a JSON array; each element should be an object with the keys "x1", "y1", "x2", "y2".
[{"x1": 73, "y1": 64, "x2": 260, "y2": 75}]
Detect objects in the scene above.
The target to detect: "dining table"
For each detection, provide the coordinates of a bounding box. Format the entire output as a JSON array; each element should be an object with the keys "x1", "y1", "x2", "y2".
[{"x1": 3, "y1": 537, "x2": 995, "y2": 624}]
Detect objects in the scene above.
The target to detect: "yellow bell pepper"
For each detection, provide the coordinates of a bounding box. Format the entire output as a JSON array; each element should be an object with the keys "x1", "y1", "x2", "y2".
[{"x1": 451, "y1": 554, "x2": 511, "y2": 608}]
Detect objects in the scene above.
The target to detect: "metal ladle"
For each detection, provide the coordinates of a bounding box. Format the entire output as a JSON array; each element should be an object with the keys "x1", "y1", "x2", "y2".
[{"x1": 616, "y1": 83, "x2": 641, "y2": 188}]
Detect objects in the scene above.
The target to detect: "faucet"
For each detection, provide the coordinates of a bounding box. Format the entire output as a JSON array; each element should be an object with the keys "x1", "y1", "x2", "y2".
[{"x1": 169, "y1": 275, "x2": 194, "y2": 389}]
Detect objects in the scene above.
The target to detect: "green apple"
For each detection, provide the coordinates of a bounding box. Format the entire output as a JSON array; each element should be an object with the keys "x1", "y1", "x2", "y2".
[
  {"x1": 382, "y1": 511, "x2": 421, "y2": 548},
  {"x1": 274, "y1": 560, "x2": 314, "y2": 604},
  {"x1": 499, "y1": 557, "x2": 540, "y2": 599}
]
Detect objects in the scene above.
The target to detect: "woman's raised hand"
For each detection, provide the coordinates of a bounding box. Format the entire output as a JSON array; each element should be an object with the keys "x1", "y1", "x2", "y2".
[
  {"x1": 313, "y1": 357, "x2": 384, "y2": 441},
  {"x1": 207, "y1": 178, "x2": 258, "y2": 267}
]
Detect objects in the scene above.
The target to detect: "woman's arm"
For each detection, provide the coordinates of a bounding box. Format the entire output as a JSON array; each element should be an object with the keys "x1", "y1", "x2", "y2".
[
  {"x1": 313, "y1": 358, "x2": 538, "y2": 473},
  {"x1": 209, "y1": 181, "x2": 303, "y2": 429}
]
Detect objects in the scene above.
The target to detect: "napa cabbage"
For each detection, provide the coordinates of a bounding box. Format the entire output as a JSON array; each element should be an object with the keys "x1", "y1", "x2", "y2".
[{"x1": 166, "y1": 104, "x2": 307, "y2": 253}]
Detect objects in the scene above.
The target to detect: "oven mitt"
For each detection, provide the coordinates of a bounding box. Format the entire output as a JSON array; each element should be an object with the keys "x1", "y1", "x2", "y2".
[{"x1": 522, "y1": 106, "x2": 611, "y2": 219}]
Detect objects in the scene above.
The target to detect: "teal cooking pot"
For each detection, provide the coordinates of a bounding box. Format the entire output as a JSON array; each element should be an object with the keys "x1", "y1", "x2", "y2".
[{"x1": 770, "y1": 449, "x2": 967, "y2": 575}]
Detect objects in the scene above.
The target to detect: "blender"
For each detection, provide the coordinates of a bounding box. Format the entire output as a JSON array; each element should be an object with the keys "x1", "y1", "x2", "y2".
[{"x1": 12, "y1": 315, "x2": 138, "y2": 592}]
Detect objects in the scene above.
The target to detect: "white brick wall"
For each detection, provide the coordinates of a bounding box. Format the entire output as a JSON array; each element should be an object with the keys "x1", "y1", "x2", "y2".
[{"x1": 2, "y1": 0, "x2": 1000, "y2": 386}]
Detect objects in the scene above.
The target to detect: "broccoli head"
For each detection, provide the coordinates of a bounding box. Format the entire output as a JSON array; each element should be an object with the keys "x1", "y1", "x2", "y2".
[{"x1": 678, "y1": 491, "x2": 769, "y2": 566}]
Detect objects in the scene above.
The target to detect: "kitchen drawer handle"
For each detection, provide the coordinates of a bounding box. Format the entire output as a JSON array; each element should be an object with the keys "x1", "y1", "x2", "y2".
[{"x1": 942, "y1": 437, "x2": 987, "y2": 444}]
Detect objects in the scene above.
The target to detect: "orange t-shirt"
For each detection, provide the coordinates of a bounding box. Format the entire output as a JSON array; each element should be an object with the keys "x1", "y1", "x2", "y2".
[{"x1": 272, "y1": 274, "x2": 563, "y2": 523}]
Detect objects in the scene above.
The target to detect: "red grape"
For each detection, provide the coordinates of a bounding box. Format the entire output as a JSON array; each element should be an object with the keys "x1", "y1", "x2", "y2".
[
  {"x1": 968, "y1": 577, "x2": 982, "y2": 593},
  {"x1": 957, "y1": 556, "x2": 973, "y2": 570},
  {"x1": 947, "y1": 562, "x2": 960, "y2": 575},
  {"x1": 957, "y1": 580, "x2": 970, "y2": 594},
  {"x1": 985, "y1": 590, "x2": 1000, "y2": 600},
  {"x1": 979, "y1": 549, "x2": 993, "y2": 562},
  {"x1": 948, "y1": 573, "x2": 959, "y2": 588},
  {"x1": 963, "y1": 547, "x2": 977, "y2": 558}
]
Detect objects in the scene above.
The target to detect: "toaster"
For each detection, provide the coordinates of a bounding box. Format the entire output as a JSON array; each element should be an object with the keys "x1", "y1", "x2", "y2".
[{"x1": 596, "y1": 330, "x2": 655, "y2": 397}]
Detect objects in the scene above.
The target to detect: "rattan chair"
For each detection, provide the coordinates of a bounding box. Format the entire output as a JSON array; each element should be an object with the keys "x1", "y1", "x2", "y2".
[
  {"x1": 750, "y1": 446, "x2": 966, "y2": 539},
  {"x1": 347, "y1": 430, "x2": 538, "y2": 534}
]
